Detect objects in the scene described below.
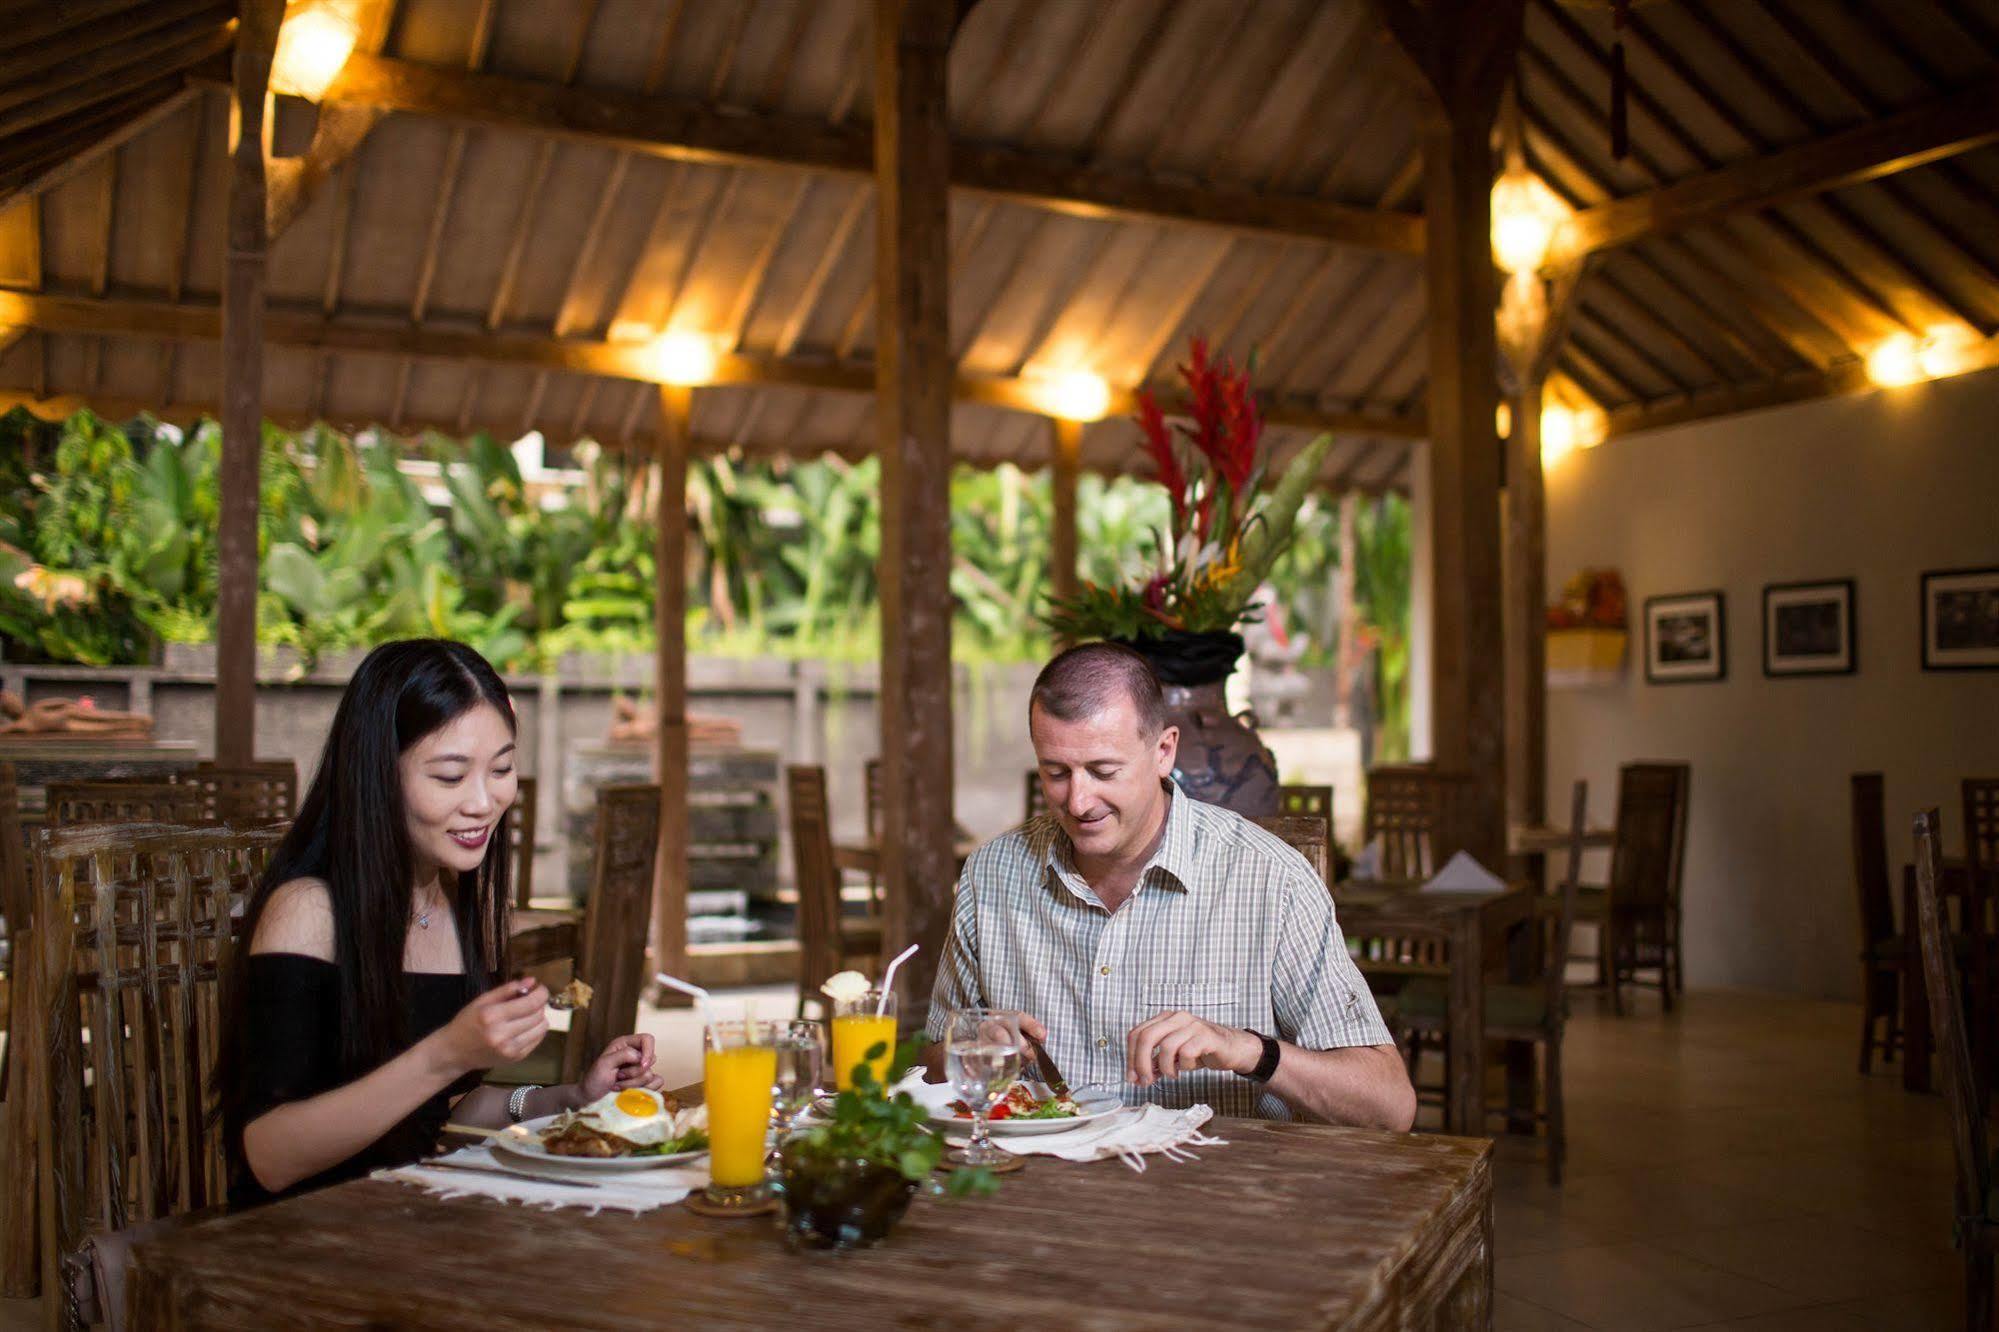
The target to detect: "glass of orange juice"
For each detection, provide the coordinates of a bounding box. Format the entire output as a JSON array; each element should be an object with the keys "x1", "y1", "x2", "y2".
[
  {"x1": 703, "y1": 1019, "x2": 779, "y2": 1210},
  {"x1": 831, "y1": 991, "x2": 899, "y2": 1091}
]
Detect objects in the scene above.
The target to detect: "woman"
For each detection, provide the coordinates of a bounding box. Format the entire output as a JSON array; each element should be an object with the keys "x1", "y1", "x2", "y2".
[{"x1": 217, "y1": 638, "x2": 662, "y2": 1204}]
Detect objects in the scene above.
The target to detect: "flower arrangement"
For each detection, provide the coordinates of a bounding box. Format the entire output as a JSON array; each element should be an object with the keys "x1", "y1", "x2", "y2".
[{"x1": 1042, "y1": 338, "x2": 1334, "y2": 644}]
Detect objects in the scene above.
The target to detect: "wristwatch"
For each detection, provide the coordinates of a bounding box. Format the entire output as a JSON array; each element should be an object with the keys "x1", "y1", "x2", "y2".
[
  {"x1": 1244, "y1": 1030, "x2": 1281, "y2": 1083},
  {"x1": 507, "y1": 1084, "x2": 541, "y2": 1122}
]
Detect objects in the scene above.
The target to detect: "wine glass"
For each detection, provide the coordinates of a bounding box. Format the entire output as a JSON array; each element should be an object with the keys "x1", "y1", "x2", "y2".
[
  {"x1": 942, "y1": 1007, "x2": 1022, "y2": 1168},
  {"x1": 768, "y1": 1019, "x2": 825, "y2": 1151}
]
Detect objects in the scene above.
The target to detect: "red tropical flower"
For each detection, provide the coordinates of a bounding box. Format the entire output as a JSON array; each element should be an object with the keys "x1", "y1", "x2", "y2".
[{"x1": 1134, "y1": 389, "x2": 1186, "y2": 525}]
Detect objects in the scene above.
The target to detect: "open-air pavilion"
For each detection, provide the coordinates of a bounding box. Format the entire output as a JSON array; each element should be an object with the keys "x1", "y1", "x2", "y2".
[{"x1": 2, "y1": 1, "x2": 1997, "y2": 1327}]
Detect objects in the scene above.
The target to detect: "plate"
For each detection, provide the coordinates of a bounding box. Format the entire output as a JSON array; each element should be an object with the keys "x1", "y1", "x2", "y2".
[
  {"x1": 491, "y1": 1114, "x2": 709, "y2": 1171},
  {"x1": 905, "y1": 1080, "x2": 1126, "y2": 1137}
]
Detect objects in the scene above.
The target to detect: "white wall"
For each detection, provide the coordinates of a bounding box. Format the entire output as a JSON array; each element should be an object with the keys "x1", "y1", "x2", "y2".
[{"x1": 1544, "y1": 369, "x2": 1999, "y2": 999}]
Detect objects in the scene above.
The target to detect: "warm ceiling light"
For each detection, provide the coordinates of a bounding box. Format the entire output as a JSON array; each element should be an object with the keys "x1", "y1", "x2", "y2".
[
  {"x1": 1491, "y1": 170, "x2": 1570, "y2": 275},
  {"x1": 270, "y1": 2, "x2": 359, "y2": 101},
  {"x1": 1917, "y1": 323, "x2": 1978, "y2": 379},
  {"x1": 1041, "y1": 370, "x2": 1112, "y2": 423},
  {"x1": 1541, "y1": 404, "x2": 1578, "y2": 466},
  {"x1": 649, "y1": 331, "x2": 720, "y2": 386},
  {"x1": 1495, "y1": 401, "x2": 1513, "y2": 439},
  {"x1": 1866, "y1": 333, "x2": 1923, "y2": 388}
]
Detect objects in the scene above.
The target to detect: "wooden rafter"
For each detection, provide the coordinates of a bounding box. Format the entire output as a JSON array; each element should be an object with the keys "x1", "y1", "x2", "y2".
[
  {"x1": 203, "y1": 53, "x2": 1424, "y2": 254},
  {"x1": 0, "y1": 81, "x2": 197, "y2": 214},
  {"x1": 0, "y1": 290, "x2": 1424, "y2": 440}
]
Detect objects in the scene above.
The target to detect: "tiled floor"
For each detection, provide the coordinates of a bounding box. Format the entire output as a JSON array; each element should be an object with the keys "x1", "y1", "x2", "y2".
[{"x1": 0, "y1": 986, "x2": 1969, "y2": 1330}]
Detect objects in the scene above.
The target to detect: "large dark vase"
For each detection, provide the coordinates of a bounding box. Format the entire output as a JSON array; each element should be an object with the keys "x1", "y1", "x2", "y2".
[
  {"x1": 1118, "y1": 630, "x2": 1278, "y2": 817},
  {"x1": 776, "y1": 1148, "x2": 918, "y2": 1250}
]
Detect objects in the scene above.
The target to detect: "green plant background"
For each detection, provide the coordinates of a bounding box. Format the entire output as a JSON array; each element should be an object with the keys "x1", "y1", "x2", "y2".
[{"x1": 0, "y1": 407, "x2": 1410, "y2": 753}]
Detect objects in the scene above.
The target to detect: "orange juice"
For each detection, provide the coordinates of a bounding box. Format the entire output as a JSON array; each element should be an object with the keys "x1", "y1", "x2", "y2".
[
  {"x1": 704, "y1": 1044, "x2": 777, "y2": 1187},
  {"x1": 831, "y1": 1014, "x2": 898, "y2": 1090}
]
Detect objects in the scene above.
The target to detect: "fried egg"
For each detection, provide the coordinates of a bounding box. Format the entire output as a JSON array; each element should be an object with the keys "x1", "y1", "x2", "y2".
[{"x1": 578, "y1": 1087, "x2": 676, "y2": 1144}]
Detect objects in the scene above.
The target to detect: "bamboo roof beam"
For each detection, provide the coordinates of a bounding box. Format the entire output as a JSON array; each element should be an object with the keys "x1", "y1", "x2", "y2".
[
  {"x1": 198, "y1": 53, "x2": 1424, "y2": 254},
  {"x1": 0, "y1": 290, "x2": 1424, "y2": 440}
]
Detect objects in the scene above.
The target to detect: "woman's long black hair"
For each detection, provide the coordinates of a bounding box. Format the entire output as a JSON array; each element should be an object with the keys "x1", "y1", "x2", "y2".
[{"x1": 216, "y1": 639, "x2": 516, "y2": 1138}]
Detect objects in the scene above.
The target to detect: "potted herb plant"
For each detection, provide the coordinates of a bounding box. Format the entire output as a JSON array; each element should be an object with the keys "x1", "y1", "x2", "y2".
[
  {"x1": 1043, "y1": 338, "x2": 1334, "y2": 817},
  {"x1": 776, "y1": 1036, "x2": 992, "y2": 1249}
]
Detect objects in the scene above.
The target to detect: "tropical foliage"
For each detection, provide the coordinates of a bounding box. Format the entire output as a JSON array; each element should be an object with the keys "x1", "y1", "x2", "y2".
[
  {"x1": 1043, "y1": 339, "x2": 1334, "y2": 642},
  {"x1": 0, "y1": 405, "x2": 1410, "y2": 746}
]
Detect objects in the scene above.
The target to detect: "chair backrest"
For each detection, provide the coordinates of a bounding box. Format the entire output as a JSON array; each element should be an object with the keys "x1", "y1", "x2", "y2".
[
  {"x1": 181, "y1": 760, "x2": 297, "y2": 826},
  {"x1": 45, "y1": 782, "x2": 207, "y2": 829},
  {"x1": 1280, "y1": 784, "x2": 1333, "y2": 826},
  {"x1": 0, "y1": 761, "x2": 27, "y2": 944},
  {"x1": 1912, "y1": 807, "x2": 1990, "y2": 1243},
  {"x1": 1545, "y1": 780, "x2": 1590, "y2": 1025},
  {"x1": 864, "y1": 757, "x2": 883, "y2": 840},
  {"x1": 1609, "y1": 763, "x2": 1689, "y2": 911},
  {"x1": 1966, "y1": 778, "x2": 1999, "y2": 876},
  {"x1": 1364, "y1": 766, "x2": 1463, "y2": 879},
  {"x1": 787, "y1": 765, "x2": 844, "y2": 1000},
  {"x1": 1253, "y1": 815, "x2": 1329, "y2": 887},
  {"x1": 27, "y1": 821, "x2": 282, "y2": 1298},
  {"x1": 510, "y1": 776, "x2": 539, "y2": 910},
  {"x1": 1024, "y1": 769, "x2": 1049, "y2": 823},
  {"x1": 1850, "y1": 773, "x2": 1894, "y2": 951},
  {"x1": 561, "y1": 784, "x2": 660, "y2": 1083}
]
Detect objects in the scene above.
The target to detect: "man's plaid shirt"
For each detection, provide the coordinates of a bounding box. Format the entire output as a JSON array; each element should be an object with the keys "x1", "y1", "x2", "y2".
[{"x1": 925, "y1": 780, "x2": 1392, "y2": 1119}]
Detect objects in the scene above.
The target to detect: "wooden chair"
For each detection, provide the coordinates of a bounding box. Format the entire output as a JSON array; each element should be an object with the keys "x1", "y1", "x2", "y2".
[
  {"x1": 17, "y1": 822, "x2": 282, "y2": 1317},
  {"x1": 788, "y1": 765, "x2": 882, "y2": 1019},
  {"x1": 1912, "y1": 807, "x2": 1998, "y2": 1332},
  {"x1": 509, "y1": 776, "x2": 539, "y2": 910},
  {"x1": 1851, "y1": 773, "x2": 1904, "y2": 1073},
  {"x1": 1024, "y1": 769, "x2": 1049, "y2": 823},
  {"x1": 177, "y1": 760, "x2": 297, "y2": 826},
  {"x1": 45, "y1": 782, "x2": 207, "y2": 830},
  {"x1": 1571, "y1": 763, "x2": 1689, "y2": 1015},
  {"x1": 0, "y1": 763, "x2": 27, "y2": 1102},
  {"x1": 1963, "y1": 778, "x2": 1999, "y2": 1111},
  {"x1": 1364, "y1": 766, "x2": 1463, "y2": 880},
  {"x1": 1254, "y1": 815, "x2": 1330, "y2": 887},
  {"x1": 1395, "y1": 780, "x2": 1588, "y2": 1183},
  {"x1": 559, "y1": 784, "x2": 660, "y2": 1084}
]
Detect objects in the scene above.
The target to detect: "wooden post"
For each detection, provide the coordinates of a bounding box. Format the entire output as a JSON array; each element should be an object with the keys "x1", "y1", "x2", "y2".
[
  {"x1": 1376, "y1": 0, "x2": 1524, "y2": 870},
  {"x1": 650, "y1": 384, "x2": 691, "y2": 989},
  {"x1": 1049, "y1": 416, "x2": 1081, "y2": 642},
  {"x1": 216, "y1": 0, "x2": 282, "y2": 767},
  {"x1": 874, "y1": 0, "x2": 961, "y2": 1027}
]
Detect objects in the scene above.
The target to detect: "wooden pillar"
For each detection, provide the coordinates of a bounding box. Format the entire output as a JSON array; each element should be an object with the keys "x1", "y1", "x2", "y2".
[
  {"x1": 1377, "y1": 0, "x2": 1523, "y2": 870},
  {"x1": 216, "y1": 0, "x2": 283, "y2": 766},
  {"x1": 874, "y1": 0, "x2": 961, "y2": 1026},
  {"x1": 1049, "y1": 416, "x2": 1081, "y2": 640},
  {"x1": 650, "y1": 384, "x2": 692, "y2": 987}
]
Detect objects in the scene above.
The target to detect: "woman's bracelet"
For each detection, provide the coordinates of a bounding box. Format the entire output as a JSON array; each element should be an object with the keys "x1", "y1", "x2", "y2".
[{"x1": 507, "y1": 1084, "x2": 541, "y2": 1122}]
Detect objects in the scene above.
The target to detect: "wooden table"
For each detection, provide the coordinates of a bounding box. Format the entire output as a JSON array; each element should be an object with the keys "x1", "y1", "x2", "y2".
[
  {"x1": 129, "y1": 1120, "x2": 1493, "y2": 1329},
  {"x1": 1337, "y1": 880, "x2": 1538, "y2": 1136},
  {"x1": 1507, "y1": 822, "x2": 1616, "y2": 855},
  {"x1": 1901, "y1": 858, "x2": 1989, "y2": 1094}
]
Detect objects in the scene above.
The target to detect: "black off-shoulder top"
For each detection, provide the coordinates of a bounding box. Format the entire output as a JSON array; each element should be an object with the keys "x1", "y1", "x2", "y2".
[{"x1": 227, "y1": 954, "x2": 486, "y2": 1208}]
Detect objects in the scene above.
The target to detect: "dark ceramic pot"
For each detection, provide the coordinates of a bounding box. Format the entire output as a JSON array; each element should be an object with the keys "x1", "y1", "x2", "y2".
[
  {"x1": 776, "y1": 1149, "x2": 918, "y2": 1250},
  {"x1": 1119, "y1": 631, "x2": 1279, "y2": 818}
]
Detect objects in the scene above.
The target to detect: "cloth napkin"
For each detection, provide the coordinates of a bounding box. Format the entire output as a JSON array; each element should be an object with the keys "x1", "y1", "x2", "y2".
[
  {"x1": 374, "y1": 1144, "x2": 706, "y2": 1214},
  {"x1": 1420, "y1": 849, "x2": 1506, "y2": 894},
  {"x1": 944, "y1": 1103, "x2": 1226, "y2": 1171}
]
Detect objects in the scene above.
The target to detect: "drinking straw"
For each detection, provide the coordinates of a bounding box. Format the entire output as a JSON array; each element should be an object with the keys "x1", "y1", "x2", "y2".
[
  {"x1": 876, "y1": 944, "x2": 919, "y2": 1017},
  {"x1": 655, "y1": 972, "x2": 722, "y2": 1053}
]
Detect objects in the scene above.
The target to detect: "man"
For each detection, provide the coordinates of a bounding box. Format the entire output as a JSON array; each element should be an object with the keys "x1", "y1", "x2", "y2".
[{"x1": 927, "y1": 641, "x2": 1414, "y2": 1130}]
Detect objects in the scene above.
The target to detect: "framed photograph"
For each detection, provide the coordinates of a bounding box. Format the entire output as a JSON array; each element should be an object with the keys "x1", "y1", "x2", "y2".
[
  {"x1": 1922, "y1": 566, "x2": 1999, "y2": 671},
  {"x1": 1644, "y1": 590, "x2": 1727, "y2": 684},
  {"x1": 1763, "y1": 579, "x2": 1856, "y2": 677}
]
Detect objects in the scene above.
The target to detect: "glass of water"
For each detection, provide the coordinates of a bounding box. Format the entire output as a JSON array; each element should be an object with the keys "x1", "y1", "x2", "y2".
[
  {"x1": 769, "y1": 1019, "x2": 825, "y2": 1149},
  {"x1": 942, "y1": 1007, "x2": 1022, "y2": 1168}
]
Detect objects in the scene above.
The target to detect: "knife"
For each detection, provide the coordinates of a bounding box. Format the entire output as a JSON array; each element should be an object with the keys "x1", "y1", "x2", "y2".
[
  {"x1": 415, "y1": 1158, "x2": 603, "y2": 1189},
  {"x1": 1022, "y1": 1029, "x2": 1072, "y2": 1099}
]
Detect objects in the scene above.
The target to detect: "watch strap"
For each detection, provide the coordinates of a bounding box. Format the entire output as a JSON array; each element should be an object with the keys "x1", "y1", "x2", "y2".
[{"x1": 1246, "y1": 1030, "x2": 1281, "y2": 1083}]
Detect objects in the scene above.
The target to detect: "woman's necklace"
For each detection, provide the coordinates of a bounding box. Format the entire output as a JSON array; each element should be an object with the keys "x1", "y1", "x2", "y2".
[{"x1": 413, "y1": 889, "x2": 441, "y2": 930}]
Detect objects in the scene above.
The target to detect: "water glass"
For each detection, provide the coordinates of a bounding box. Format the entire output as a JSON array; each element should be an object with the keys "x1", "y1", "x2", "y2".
[
  {"x1": 942, "y1": 1007, "x2": 1021, "y2": 1168},
  {"x1": 769, "y1": 1019, "x2": 825, "y2": 1142}
]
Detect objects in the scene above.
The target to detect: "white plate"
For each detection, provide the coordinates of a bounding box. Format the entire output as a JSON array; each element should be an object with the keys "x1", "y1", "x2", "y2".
[
  {"x1": 904, "y1": 1080, "x2": 1126, "y2": 1137},
  {"x1": 491, "y1": 1114, "x2": 709, "y2": 1171}
]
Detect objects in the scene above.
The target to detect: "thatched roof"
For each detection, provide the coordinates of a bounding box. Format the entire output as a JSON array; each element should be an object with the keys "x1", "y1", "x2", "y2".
[{"x1": 4, "y1": 0, "x2": 1998, "y2": 491}]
